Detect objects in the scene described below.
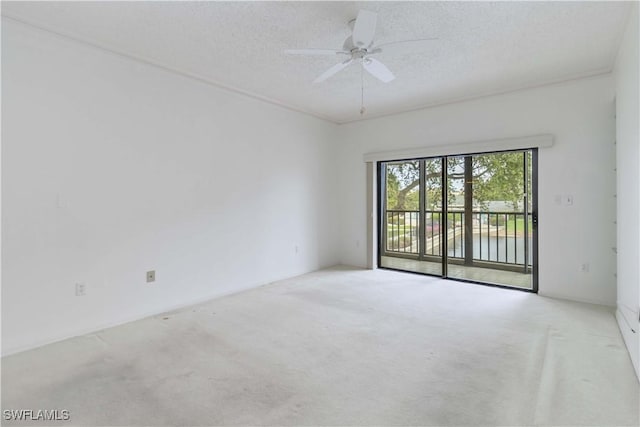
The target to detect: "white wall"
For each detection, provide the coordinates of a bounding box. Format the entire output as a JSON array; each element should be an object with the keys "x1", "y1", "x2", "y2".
[
  {"x1": 614, "y1": 4, "x2": 639, "y2": 379},
  {"x1": 1, "y1": 19, "x2": 340, "y2": 355},
  {"x1": 337, "y1": 75, "x2": 617, "y2": 306}
]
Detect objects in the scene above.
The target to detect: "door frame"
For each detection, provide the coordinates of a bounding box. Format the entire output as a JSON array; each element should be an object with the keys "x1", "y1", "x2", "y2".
[{"x1": 376, "y1": 148, "x2": 539, "y2": 293}]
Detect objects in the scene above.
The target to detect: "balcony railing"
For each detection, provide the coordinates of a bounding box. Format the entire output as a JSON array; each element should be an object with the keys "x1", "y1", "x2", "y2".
[{"x1": 385, "y1": 210, "x2": 532, "y2": 266}]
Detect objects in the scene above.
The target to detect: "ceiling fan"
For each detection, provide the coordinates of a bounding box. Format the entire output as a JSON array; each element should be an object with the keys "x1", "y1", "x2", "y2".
[{"x1": 285, "y1": 9, "x2": 437, "y2": 85}]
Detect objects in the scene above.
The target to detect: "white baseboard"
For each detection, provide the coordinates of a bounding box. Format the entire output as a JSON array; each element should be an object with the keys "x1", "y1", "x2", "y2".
[
  {"x1": 1, "y1": 267, "x2": 322, "y2": 357},
  {"x1": 616, "y1": 308, "x2": 640, "y2": 382},
  {"x1": 1, "y1": 287, "x2": 239, "y2": 357},
  {"x1": 538, "y1": 291, "x2": 615, "y2": 308},
  {"x1": 372, "y1": 270, "x2": 616, "y2": 308}
]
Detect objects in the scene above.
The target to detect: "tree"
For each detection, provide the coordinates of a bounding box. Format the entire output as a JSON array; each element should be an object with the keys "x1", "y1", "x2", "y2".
[
  {"x1": 470, "y1": 152, "x2": 525, "y2": 210},
  {"x1": 385, "y1": 152, "x2": 527, "y2": 211},
  {"x1": 385, "y1": 162, "x2": 420, "y2": 210}
]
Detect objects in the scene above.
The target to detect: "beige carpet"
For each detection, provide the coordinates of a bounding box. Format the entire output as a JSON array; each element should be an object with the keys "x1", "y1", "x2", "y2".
[{"x1": 2, "y1": 266, "x2": 638, "y2": 426}]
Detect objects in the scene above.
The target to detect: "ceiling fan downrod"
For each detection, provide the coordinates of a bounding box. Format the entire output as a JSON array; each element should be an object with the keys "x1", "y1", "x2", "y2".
[{"x1": 360, "y1": 60, "x2": 366, "y2": 116}]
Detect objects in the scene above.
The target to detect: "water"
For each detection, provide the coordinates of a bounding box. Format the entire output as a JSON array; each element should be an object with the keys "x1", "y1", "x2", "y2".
[{"x1": 448, "y1": 235, "x2": 532, "y2": 264}]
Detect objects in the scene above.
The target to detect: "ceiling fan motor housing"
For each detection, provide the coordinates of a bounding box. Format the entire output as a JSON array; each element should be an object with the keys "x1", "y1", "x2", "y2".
[{"x1": 343, "y1": 36, "x2": 371, "y2": 60}]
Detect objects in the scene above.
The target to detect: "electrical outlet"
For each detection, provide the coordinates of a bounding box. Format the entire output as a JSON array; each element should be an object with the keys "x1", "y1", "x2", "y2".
[
  {"x1": 581, "y1": 263, "x2": 590, "y2": 273},
  {"x1": 75, "y1": 283, "x2": 86, "y2": 296},
  {"x1": 146, "y1": 270, "x2": 156, "y2": 283}
]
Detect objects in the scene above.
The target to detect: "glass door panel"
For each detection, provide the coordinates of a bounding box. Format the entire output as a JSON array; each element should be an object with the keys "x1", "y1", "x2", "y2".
[
  {"x1": 380, "y1": 161, "x2": 422, "y2": 272},
  {"x1": 445, "y1": 151, "x2": 533, "y2": 289}
]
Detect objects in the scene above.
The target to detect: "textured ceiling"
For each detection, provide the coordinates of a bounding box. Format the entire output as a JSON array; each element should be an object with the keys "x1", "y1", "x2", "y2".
[{"x1": 2, "y1": 1, "x2": 632, "y2": 123}]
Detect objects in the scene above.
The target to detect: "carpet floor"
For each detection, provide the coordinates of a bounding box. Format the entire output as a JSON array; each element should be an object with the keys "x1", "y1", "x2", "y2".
[{"x1": 2, "y1": 266, "x2": 638, "y2": 426}]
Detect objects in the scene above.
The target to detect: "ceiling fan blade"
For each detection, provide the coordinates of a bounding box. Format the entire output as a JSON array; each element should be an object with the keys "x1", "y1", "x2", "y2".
[
  {"x1": 363, "y1": 58, "x2": 395, "y2": 83},
  {"x1": 313, "y1": 59, "x2": 353, "y2": 83},
  {"x1": 352, "y1": 10, "x2": 377, "y2": 48},
  {"x1": 285, "y1": 49, "x2": 348, "y2": 56},
  {"x1": 373, "y1": 38, "x2": 439, "y2": 55}
]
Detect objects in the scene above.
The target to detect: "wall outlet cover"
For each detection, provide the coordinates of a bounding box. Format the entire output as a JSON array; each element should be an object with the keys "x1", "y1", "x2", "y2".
[
  {"x1": 75, "y1": 283, "x2": 86, "y2": 296},
  {"x1": 146, "y1": 270, "x2": 156, "y2": 283}
]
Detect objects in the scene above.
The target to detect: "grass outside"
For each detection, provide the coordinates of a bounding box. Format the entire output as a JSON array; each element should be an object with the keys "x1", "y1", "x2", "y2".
[
  {"x1": 503, "y1": 217, "x2": 533, "y2": 235},
  {"x1": 387, "y1": 224, "x2": 416, "y2": 233}
]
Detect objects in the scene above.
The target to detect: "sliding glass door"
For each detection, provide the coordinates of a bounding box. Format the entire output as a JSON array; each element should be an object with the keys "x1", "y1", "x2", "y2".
[{"x1": 379, "y1": 149, "x2": 537, "y2": 291}]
